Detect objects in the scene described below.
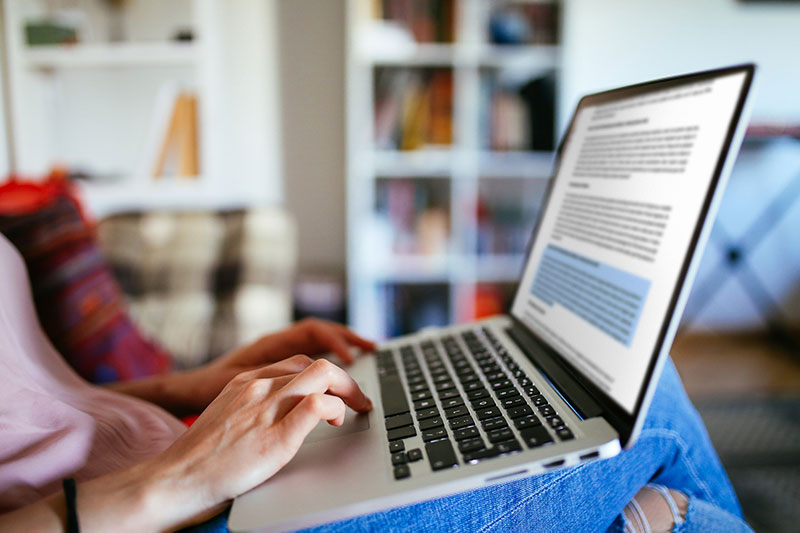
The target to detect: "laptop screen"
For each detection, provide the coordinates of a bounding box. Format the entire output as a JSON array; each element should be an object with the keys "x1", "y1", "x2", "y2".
[{"x1": 511, "y1": 69, "x2": 749, "y2": 413}]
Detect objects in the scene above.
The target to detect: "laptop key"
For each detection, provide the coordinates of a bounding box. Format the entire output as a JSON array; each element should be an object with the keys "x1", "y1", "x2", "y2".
[
  {"x1": 407, "y1": 448, "x2": 423, "y2": 462},
  {"x1": 389, "y1": 440, "x2": 405, "y2": 453},
  {"x1": 467, "y1": 388, "x2": 490, "y2": 400},
  {"x1": 393, "y1": 464, "x2": 411, "y2": 480},
  {"x1": 501, "y1": 396, "x2": 525, "y2": 409},
  {"x1": 482, "y1": 417, "x2": 508, "y2": 431},
  {"x1": 470, "y1": 397, "x2": 495, "y2": 410},
  {"x1": 378, "y1": 374, "x2": 410, "y2": 417},
  {"x1": 548, "y1": 416, "x2": 566, "y2": 429},
  {"x1": 419, "y1": 417, "x2": 444, "y2": 431},
  {"x1": 409, "y1": 382, "x2": 429, "y2": 393},
  {"x1": 462, "y1": 447, "x2": 500, "y2": 464},
  {"x1": 524, "y1": 386, "x2": 540, "y2": 397},
  {"x1": 441, "y1": 397, "x2": 465, "y2": 409},
  {"x1": 425, "y1": 439, "x2": 459, "y2": 471},
  {"x1": 458, "y1": 372, "x2": 479, "y2": 383},
  {"x1": 513, "y1": 415, "x2": 541, "y2": 429},
  {"x1": 556, "y1": 428, "x2": 575, "y2": 441},
  {"x1": 457, "y1": 437, "x2": 485, "y2": 453},
  {"x1": 495, "y1": 439, "x2": 522, "y2": 455},
  {"x1": 507, "y1": 405, "x2": 533, "y2": 419},
  {"x1": 414, "y1": 399, "x2": 435, "y2": 410},
  {"x1": 491, "y1": 379, "x2": 512, "y2": 391},
  {"x1": 487, "y1": 427, "x2": 514, "y2": 444},
  {"x1": 496, "y1": 389, "x2": 520, "y2": 400},
  {"x1": 422, "y1": 427, "x2": 448, "y2": 442},
  {"x1": 463, "y1": 381, "x2": 484, "y2": 392},
  {"x1": 532, "y1": 395, "x2": 548, "y2": 407},
  {"x1": 476, "y1": 406, "x2": 502, "y2": 420},
  {"x1": 520, "y1": 426, "x2": 554, "y2": 448},
  {"x1": 385, "y1": 413, "x2": 413, "y2": 430},
  {"x1": 539, "y1": 405, "x2": 556, "y2": 417},
  {"x1": 438, "y1": 389, "x2": 461, "y2": 401},
  {"x1": 416, "y1": 407, "x2": 439, "y2": 420},
  {"x1": 391, "y1": 451, "x2": 408, "y2": 465},
  {"x1": 444, "y1": 405, "x2": 470, "y2": 419},
  {"x1": 435, "y1": 381, "x2": 456, "y2": 392},
  {"x1": 387, "y1": 426, "x2": 416, "y2": 441},
  {"x1": 407, "y1": 374, "x2": 426, "y2": 385},
  {"x1": 453, "y1": 426, "x2": 479, "y2": 440},
  {"x1": 449, "y1": 415, "x2": 475, "y2": 430},
  {"x1": 411, "y1": 390, "x2": 432, "y2": 401}
]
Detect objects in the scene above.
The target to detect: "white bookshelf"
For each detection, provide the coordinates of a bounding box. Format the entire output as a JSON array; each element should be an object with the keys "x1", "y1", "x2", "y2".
[
  {"x1": 346, "y1": 0, "x2": 560, "y2": 339},
  {"x1": 2, "y1": 0, "x2": 282, "y2": 214}
]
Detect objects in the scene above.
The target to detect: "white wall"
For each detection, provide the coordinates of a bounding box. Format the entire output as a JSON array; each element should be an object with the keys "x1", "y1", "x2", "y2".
[
  {"x1": 277, "y1": 0, "x2": 347, "y2": 273},
  {"x1": 560, "y1": 0, "x2": 800, "y2": 130},
  {"x1": 561, "y1": 0, "x2": 800, "y2": 330}
]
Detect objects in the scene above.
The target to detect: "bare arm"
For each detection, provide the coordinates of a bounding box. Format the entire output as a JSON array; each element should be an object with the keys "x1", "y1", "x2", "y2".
[
  {"x1": 3, "y1": 356, "x2": 373, "y2": 532},
  {"x1": 105, "y1": 318, "x2": 376, "y2": 416}
]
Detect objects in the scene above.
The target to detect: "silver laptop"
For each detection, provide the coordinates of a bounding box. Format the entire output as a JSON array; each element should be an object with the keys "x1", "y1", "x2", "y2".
[{"x1": 230, "y1": 65, "x2": 756, "y2": 532}]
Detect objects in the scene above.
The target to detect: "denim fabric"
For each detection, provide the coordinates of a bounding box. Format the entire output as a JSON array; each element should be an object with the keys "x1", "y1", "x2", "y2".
[{"x1": 187, "y1": 358, "x2": 752, "y2": 532}]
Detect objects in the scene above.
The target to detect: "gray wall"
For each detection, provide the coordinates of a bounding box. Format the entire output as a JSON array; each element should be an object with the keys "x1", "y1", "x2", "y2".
[{"x1": 278, "y1": 0, "x2": 348, "y2": 275}]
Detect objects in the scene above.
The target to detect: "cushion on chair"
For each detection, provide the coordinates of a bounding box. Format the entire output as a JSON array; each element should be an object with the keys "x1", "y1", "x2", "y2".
[{"x1": 0, "y1": 177, "x2": 173, "y2": 383}]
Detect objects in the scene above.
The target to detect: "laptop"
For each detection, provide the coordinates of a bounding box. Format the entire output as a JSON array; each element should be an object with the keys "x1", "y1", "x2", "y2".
[{"x1": 230, "y1": 64, "x2": 756, "y2": 532}]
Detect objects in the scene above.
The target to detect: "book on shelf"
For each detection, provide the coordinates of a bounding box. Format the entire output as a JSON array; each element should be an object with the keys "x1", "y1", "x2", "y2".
[
  {"x1": 374, "y1": 0, "x2": 455, "y2": 43},
  {"x1": 473, "y1": 283, "x2": 515, "y2": 320},
  {"x1": 480, "y1": 71, "x2": 556, "y2": 152},
  {"x1": 488, "y1": 2, "x2": 559, "y2": 46},
  {"x1": 475, "y1": 184, "x2": 542, "y2": 255},
  {"x1": 375, "y1": 178, "x2": 450, "y2": 255},
  {"x1": 375, "y1": 68, "x2": 453, "y2": 150},
  {"x1": 383, "y1": 283, "x2": 450, "y2": 337}
]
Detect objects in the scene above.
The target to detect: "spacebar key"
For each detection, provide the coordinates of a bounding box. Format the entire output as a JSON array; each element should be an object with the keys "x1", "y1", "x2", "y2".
[
  {"x1": 425, "y1": 439, "x2": 459, "y2": 471},
  {"x1": 379, "y1": 375, "x2": 410, "y2": 416}
]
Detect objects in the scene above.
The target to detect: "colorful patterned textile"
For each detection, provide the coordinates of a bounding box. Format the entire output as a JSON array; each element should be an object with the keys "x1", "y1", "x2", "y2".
[
  {"x1": 96, "y1": 209, "x2": 296, "y2": 368},
  {"x1": 0, "y1": 180, "x2": 173, "y2": 383}
]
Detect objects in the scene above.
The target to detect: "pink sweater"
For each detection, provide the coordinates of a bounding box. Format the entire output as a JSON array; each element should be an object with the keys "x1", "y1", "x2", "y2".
[{"x1": 0, "y1": 234, "x2": 186, "y2": 511}]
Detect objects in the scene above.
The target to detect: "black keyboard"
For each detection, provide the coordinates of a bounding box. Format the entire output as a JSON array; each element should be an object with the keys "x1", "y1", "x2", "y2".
[{"x1": 377, "y1": 327, "x2": 575, "y2": 481}]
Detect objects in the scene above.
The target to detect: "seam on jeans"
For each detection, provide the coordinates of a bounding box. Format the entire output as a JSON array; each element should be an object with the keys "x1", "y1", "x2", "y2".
[
  {"x1": 639, "y1": 428, "x2": 720, "y2": 509},
  {"x1": 475, "y1": 465, "x2": 589, "y2": 533}
]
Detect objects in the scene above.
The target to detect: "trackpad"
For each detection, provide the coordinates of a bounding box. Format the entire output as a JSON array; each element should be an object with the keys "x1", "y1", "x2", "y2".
[{"x1": 304, "y1": 410, "x2": 371, "y2": 444}]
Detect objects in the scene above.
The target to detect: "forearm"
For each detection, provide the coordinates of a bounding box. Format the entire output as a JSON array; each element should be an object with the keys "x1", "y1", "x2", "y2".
[{"x1": 0, "y1": 460, "x2": 207, "y2": 533}]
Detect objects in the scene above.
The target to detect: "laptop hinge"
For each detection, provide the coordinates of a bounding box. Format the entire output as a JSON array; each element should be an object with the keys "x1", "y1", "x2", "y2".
[{"x1": 506, "y1": 319, "x2": 603, "y2": 419}]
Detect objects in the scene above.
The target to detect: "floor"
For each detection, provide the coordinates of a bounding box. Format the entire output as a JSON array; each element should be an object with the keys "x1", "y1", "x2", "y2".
[{"x1": 670, "y1": 331, "x2": 800, "y2": 533}]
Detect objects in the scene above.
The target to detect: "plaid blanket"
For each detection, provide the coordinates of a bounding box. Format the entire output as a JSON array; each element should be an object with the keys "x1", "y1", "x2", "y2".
[{"x1": 97, "y1": 209, "x2": 296, "y2": 368}]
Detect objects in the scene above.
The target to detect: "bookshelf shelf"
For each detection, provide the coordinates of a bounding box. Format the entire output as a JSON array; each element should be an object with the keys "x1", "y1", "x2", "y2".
[
  {"x1": 23, "y1": 42, "x2": 199, "y2": 70},
  {"x1": 347, "y1": 0, "x2": 560, "y2": 339},
  {"x1": 478, "y1": 151, "x2": 554, "y2": 178},
  {"x1": 373, "y1": 149, "x2": 454, "y2": 176}
]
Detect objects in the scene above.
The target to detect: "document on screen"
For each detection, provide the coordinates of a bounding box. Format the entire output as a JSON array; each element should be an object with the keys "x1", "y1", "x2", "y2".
[{"x1": 512, "y1": 71, "x2": 747, "y2": 412}]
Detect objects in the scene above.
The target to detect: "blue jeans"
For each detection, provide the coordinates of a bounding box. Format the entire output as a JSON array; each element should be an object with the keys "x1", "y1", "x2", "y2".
[{"x1": 190, "y1": 358, "x2": 751, "y2": 532}]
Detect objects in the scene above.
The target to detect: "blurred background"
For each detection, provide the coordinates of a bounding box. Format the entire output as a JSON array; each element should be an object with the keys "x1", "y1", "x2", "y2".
[{"x1": 0, "y1": 0, "x2": 798, "y2": 530}]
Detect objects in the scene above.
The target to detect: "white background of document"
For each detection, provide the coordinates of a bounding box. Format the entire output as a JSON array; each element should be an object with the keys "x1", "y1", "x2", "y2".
[{"x1": 512, "y1": 72, "x2": 747, "y2": 412}]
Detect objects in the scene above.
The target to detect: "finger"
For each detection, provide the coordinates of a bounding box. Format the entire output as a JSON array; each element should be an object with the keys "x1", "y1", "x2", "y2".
[
  {"x1": 278, "y1": 393, "x2": 347, "y2": 450},
  {"x1": 234, "y1": 354, "x2": 314, "y2": 383},
  {"x1": 277, "y1": 359, "x2": 372, "y2": 418},
  {"x1": 336, "y1": 325, "x2": 377, "y2": 352},
  {"x1": 312, "y1": 325, "x2": 356, "y2": 364}
]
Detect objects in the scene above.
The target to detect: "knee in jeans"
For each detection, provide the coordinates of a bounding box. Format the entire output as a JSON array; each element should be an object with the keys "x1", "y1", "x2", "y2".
[{"x1": 623, "y1": 484, "x2": 688, "y2": 533}]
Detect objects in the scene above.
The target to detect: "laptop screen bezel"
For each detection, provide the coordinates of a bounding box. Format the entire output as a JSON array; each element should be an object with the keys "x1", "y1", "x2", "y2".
[{"x1": 508, "y1": 64, "x2": 755, "y2": 444}]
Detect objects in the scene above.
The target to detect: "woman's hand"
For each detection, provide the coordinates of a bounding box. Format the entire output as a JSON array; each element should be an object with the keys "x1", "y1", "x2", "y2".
[
  {"x1": 109, "y1": 319, "x2": 377, "y2": 415},
  {"x1": 138, "y1": 355, "x2": 373, "y2": 530},
  {"x1": 0, "y1": 356, "x2": 373, "y2": 533},
  {"x1": 221, "y1": 317, "x2": 377, "y2": 367}
]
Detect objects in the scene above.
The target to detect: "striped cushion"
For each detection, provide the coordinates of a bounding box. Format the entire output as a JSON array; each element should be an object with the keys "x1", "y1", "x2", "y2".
[{"x1": 0, "y1": 183, "x2": 173, "y2": 383}]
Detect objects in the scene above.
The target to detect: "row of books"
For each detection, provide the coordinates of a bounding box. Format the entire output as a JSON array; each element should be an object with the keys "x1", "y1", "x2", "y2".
[
  {"x1": 479, "y1": 72, "x2": 556, "y2": 152},
  {"x1": 375, "y1": 0, "x2": 455, "y2": 43},
  {"x1": 374, "y1": 68, "x2": 453, "y2": 150},
  {"x1": 374, "y1": 178, "x2": 450, "y2": 255},
  {"x1": 476, "y1": 194, "x2": 539, "y2": 255}
]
